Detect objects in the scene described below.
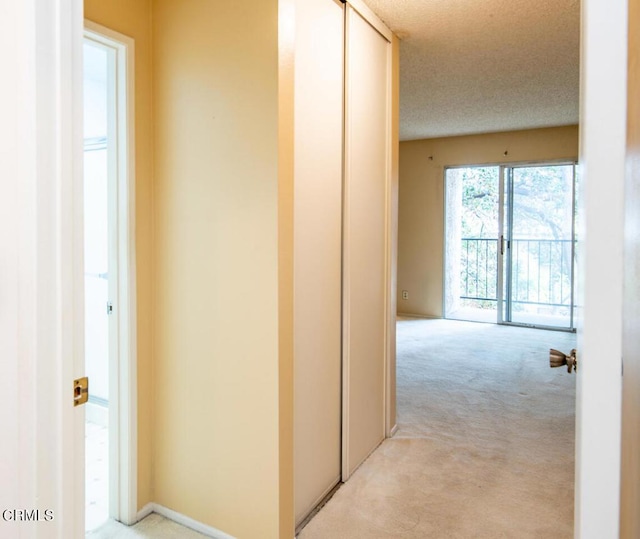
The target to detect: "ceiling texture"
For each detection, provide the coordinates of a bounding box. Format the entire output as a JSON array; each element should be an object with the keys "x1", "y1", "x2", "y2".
[{"x1": 364, "y1": 0, "x2": 581, "y2": 141}]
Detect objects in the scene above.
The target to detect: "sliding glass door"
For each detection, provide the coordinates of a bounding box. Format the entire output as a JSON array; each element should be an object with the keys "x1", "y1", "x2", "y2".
[
  {"x1": 502, "y1": 164, "x2": 576, "y2": 329},
  {"x1": 444, "y1": 162, "x2": 577, "y2": 330}
]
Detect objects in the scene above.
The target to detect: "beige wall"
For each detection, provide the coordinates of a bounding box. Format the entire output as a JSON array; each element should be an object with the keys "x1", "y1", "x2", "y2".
[
  {"x1": 152, "y1": 1, "x2": 292, "y2": 537},
  {"x1": 398, "y1": 126, "x2": 579, "y2": 318},
  {"x1": 278, "y1": 1, "x2": 295, "y2": 535},
  {"x1": 85, "y1": 0, "x2": 294, "y2": 535},
  {"x1": 84, "y1": 0, "x2": 155, "y2": 508}
]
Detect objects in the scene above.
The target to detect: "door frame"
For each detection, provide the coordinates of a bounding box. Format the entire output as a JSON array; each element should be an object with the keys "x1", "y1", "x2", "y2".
[{"x1": 83, "y1": 20, "x2": 138, "y2": 526}]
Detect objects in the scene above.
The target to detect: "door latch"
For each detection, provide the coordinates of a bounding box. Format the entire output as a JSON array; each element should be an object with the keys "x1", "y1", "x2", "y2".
[
  {"x1": 73, "y1": 377, "x2": 89, "y2": 406},
  {"x1": 550, "y1": 348, "x2": 577, "y2": 373}
]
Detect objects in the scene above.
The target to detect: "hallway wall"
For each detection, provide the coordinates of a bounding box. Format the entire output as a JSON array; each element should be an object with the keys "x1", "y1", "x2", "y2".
[
  {"x1": 397, "y1": 125, "x2": 579, "y2": 318},
  {"x1": 152, "y1": 1, "x2": 293, "y2": 537},
  {"x1": 84, "y1": 1, "x2": 295, "y2": 536}
]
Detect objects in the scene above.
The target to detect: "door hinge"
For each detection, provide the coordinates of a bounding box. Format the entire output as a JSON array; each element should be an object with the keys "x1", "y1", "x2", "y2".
[
  {"x1": 73, "y1": 377, "x2": 89, "y2": 407},
  {"x1": 107, "y1": 301, "x2": 113, "y2": 315}
]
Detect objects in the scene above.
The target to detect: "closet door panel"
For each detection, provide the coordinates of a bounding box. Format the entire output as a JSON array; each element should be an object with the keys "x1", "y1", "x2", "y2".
[
  {"x1": 343, "y1": 4, "x2": 390, "y2": 477},
  {"x1": 293, "y1": 0, "x2": 344, "y2": 526}
]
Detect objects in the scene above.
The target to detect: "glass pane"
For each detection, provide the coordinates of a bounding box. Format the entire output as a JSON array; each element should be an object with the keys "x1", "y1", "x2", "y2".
[
  {"x1": 444, "y1": 166, "x2": 500, "y2": 323},
  {"x1": 508, "y1": 165, "x2": 575, "y2": 328}
]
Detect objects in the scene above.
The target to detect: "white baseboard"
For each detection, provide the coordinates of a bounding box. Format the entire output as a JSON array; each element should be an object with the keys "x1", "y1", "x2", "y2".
[
  {"x1": 136, "y1": 502, "x2": 154, "y2": 522},
  {"x1": 397, "y1": 312, "x2": 440, "y2": 320},
  {"x1": 136, "y1": 503, "x2": 236, "y2": 539}
]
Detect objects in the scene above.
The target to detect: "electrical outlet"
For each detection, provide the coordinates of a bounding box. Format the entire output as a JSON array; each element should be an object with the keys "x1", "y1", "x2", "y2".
[{"x1": 402, "y1": 290, "x2": 409, "y2": 300}]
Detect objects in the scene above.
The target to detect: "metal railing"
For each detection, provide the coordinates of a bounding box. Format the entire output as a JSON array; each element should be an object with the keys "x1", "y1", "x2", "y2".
[
  {"x1": 460, "y1": 238, "x2": 498, "y2": 302},
  {"x1": 461, "y1": 237, "x2": 574, "y2": 308}
]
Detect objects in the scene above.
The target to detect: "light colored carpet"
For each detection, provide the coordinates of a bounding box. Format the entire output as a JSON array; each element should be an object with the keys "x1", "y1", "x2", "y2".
[
  {"x1": 299, "y1": 318, "x2": 577, "y2": 539},
  {"x1": 87, "y1": 513, "x2": 209, "y2": 538}
]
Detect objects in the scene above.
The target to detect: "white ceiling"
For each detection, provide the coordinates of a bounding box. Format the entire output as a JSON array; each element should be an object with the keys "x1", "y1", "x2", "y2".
[{"x1": 364, "y1": 0, "x2": 581, "y2": 141}]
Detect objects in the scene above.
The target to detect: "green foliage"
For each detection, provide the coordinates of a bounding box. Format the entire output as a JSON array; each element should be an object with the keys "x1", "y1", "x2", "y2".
[{"x1": 459, "y1": 166, "x2": 499, "y2": 238}]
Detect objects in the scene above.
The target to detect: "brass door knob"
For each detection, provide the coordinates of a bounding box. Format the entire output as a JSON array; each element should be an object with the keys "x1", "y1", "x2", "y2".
[{"x1": 550, "y1": 349, "x2": 577, "y2": 373}]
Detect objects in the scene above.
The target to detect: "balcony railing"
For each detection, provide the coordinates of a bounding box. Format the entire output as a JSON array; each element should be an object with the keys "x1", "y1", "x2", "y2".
[{"x1": 461, "y1": 237, "x2": 574, "y2": 308}]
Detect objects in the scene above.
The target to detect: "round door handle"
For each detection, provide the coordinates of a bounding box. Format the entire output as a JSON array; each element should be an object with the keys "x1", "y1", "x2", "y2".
[{"x1": 550, "y1": 348, "x2": 577, "y2": 373}]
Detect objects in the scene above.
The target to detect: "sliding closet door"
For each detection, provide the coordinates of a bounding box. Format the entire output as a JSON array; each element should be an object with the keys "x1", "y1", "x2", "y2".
[
  {"x1": 293, "y1": 0, "x2": 344, "y2": 526},
  {"x1": 342, "y1": 3, "x2": 391, "y2": 478}
]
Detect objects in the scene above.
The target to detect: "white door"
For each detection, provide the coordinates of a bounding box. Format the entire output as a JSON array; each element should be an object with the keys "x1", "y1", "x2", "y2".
[
  {"x1": 575, "y1": 0, "x2": 628, "y2": 536},
  {"x1": 342, "y1": 2, "x2": 393, "y2": 479},
  {"x1": 293, "y1": 0, "x2": 344, "y2": 527},
  {"x1": 0, "y1": 1, "x2": 84, "y2": 537},
  {"x1": 294, "y1": 0, "x2": 396, "y2": 524}
]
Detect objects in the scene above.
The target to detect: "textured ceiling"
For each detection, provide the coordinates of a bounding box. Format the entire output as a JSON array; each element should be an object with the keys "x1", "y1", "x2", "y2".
[{"x1": 364, "y1": 0, "x2": 580, "y2": 140}]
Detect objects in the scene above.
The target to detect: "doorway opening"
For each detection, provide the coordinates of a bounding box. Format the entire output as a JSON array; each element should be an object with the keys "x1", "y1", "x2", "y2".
[
  {"x1": 83, "y1": 22, "x2": 137, "y2": 531},
  {"x1": 444, "y1": 162, "x2": 577, "y2": 331}
]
